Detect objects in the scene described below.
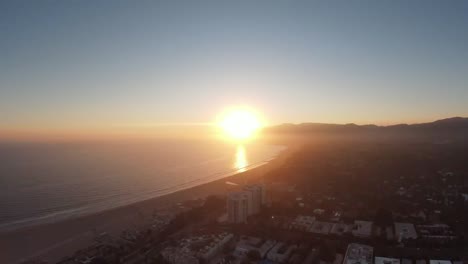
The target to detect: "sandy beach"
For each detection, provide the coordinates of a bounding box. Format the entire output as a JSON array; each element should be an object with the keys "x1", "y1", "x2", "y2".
[{"x1": 0, "y1": 147, "x2": 292, "y2": 264}]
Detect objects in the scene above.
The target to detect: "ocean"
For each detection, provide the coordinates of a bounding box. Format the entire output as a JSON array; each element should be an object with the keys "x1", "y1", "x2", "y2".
[{"x1": 0, "y1": 139, "x2": 284, "y2": 231}]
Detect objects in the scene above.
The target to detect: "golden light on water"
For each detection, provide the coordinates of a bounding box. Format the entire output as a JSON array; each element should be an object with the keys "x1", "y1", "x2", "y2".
[
  {"x1": 218, "y1": 108, "x2": 262, "y2": 140},
  {"x1": 234, "y1": 145, "x2": 248, "y2": 172},
  {"x1": 218, "y1": 107, "x2": 259, "y2": 172}
]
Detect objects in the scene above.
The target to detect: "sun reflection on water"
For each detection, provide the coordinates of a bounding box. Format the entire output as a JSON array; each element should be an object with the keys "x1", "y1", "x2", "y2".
[{"x1": 234, "y1": 145, "x2": 248, "y2": 173}]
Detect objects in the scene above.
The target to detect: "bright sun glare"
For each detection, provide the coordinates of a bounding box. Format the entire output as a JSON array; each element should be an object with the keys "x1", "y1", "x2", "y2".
[{"x1": 219, "y1": 109, "x2": 261, "y2": 140}]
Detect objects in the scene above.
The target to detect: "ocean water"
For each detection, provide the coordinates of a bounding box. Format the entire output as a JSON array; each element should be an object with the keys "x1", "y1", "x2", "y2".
[{"x1": 0, "y1": 139, "x2": 284, "y2": 231}]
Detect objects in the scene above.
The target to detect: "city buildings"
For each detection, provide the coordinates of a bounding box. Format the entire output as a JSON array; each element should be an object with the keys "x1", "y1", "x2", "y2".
[
  {"x1": 198, "y1": 233, "x2": 234, "y2": 261},
  {"x1": 310, "y1": 221, "x2": 333, "y2": 235},
  {"x1": 233, "y1": 236, "x2": 276, "y2": 259},
  {"x1": 352, "y1": 221, "x2": 373, "y2": 238},
  {"x1": 227, "y1": 191, "x2": 250, "y2": 223},
  {"x1": 290, "y1": 215, "x2": 316, "y2": 231},
  {"x1": 330, "y1": 223, "x2": 352, "y2": 235},
  {"x1": 394, "y1": 222, "x2": 418, "y2": 242},
  {"x1": 161, "y1": 247, "x2": 199, "y2": 264},
  {"x1": 343, "y1": 243, "x2": 374, "y2": 264},
  {"x1": 244, "y1": 184, "x2": 266, "y2": 214},
  {"x1": 402, "y1": 259, "x2": 412, "y2": 264},
  {"x1": 266, "y1": 242, "x2": 297, "y2": 263},
  {"x1": 161, "y1": 233, "x2": 234, "y2": 264},
  {"x1": 429, "y1": 260, "x2": 452, "y2": 264},
  {"x1": 227, "y1": 184, "x2": 266, "y2": 223},
  {"x1": 375, "y1": 257, "x2": 401, "y2": 264}
]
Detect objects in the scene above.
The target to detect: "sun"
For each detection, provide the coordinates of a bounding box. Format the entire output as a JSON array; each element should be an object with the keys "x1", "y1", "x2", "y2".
[{"x1": 219, "y1": 108, "x2": 262, "y2": 140}]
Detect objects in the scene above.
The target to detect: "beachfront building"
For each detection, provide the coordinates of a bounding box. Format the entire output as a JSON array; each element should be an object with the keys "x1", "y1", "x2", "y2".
[
  {"x1": 243, "y1": 190, "x2": 255, "y2": 215},
  {"x1": 258, "y1": 183, "x2": 267, "y2": 204},
  {"x1": 227, "y1": 184, "x2": 266, "y2": 223},
  {"x1": 227, "y1": 191, "x2": 250, "y2": 223},
  {"x1": 244, "y1": 184, "x2": 265, "y2": 214}
]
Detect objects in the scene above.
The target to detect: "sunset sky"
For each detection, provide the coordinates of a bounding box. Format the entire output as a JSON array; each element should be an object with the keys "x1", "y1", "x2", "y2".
[{"x1": 1, "y1": 0, "x2": 468, "y2": 137}]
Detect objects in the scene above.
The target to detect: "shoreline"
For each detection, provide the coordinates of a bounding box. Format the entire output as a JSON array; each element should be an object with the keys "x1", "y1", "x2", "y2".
[
  {"x1": 0, "y1": 156, "x2": 276, "y2": 233},
  {"x1": 0, "y1": 146, "x2": 293, "y2": 264}
]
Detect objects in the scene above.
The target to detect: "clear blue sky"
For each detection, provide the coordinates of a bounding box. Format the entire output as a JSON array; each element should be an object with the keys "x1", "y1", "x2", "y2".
[{"x1": 1, "y1": 0, "x2": 468, "y2": 133}]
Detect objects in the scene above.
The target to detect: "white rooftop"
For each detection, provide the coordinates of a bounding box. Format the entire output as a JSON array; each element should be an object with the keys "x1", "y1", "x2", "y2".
[
  {"x1": 394, "y1": 222, "x2": 418, "y2": 241},
  {"x1": 375, "y1": 257, "x2": 400, "y2": 264},
  {"x1": 430, "y1": 260, "x2": 452, "y2": 264}
]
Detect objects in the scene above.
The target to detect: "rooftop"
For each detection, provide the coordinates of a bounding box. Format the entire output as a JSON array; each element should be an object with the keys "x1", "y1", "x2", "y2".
[
  {"x1": 429, "y1": 260, "x2": 452, "y2": 264},
  {"x1": 394, "y1": 222, "x2": 418, "y2": 241},
  {"x1": 352, "y1": 221, "x2": 373, "y2": 237},
  {"x1": 343, "y1": 243, "x2": 373, "y2": 264},
  {"x1": 310, "y1": 221, "x2": 333, "y2": 234},
  {"x1": 375, "y1": 257, "x2": 401, "y2": 264}
]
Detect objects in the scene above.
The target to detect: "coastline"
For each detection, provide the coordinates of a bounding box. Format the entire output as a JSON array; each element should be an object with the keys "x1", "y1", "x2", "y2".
[
  {"x1": 0, "y1": 156, "x2": 278, "y2": 233},
  {"x1": 0, "y1": 146, "x2": 293, "y2": 264}
]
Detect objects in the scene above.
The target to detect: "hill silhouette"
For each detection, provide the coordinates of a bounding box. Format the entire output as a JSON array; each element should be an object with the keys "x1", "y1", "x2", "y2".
[{"x1": 264, "y1": 117, "x2": 468, "y2": 141}]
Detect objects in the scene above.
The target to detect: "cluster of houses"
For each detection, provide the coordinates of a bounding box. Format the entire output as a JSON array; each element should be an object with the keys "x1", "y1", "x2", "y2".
[
  {"x1": 344, "y1": 243, "x2": 463, "y2": 264},
  {"x1": 286, "y1": 215, "x2": 421, "y2": 242},
  {"x1": 161, "y1": 233, "x2": 316, "y2": 264}
]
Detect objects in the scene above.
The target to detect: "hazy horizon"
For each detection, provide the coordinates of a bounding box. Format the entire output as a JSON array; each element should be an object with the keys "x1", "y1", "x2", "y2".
[
  {"x1": 2, "y1": 115, "x2": 467, "y2": 142},
  {"x1": 2, "y1": 0, "x2": 468, "y2": 140}
]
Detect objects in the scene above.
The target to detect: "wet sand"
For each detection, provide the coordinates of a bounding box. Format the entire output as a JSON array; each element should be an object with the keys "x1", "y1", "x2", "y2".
[{"x1": 0, "y1": 147, "x2": 292, "y2": 264}]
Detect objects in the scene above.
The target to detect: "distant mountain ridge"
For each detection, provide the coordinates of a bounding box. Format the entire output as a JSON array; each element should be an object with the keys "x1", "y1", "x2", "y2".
[{"x1": 265, "y1": 117, "x2": 468, "y2": 134}]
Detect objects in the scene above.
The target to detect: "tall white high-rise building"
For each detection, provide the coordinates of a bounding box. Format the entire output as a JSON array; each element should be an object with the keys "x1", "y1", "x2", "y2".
[
  {"x1": 227, "y1": 184, "x2": 266, "y2": 223},
  {"x1": 243, "y1": 189, "x2": 254, "y2": 215},
  {"x1": 244, "y1": 185, "x2": 263, "y2": 214},
  {"x1": 227, "y1": 191, "x2": 249, "y2": 223}
]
